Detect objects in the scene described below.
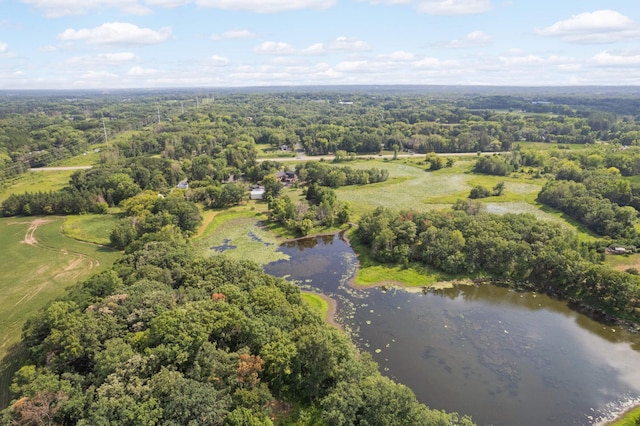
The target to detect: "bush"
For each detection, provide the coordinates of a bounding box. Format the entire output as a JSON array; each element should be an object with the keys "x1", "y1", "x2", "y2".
[{"x1": 469, "y1": 185, "x2": 491, "y2": 199}]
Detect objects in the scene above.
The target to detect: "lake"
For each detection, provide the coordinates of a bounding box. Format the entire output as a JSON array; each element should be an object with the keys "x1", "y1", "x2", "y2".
[{"x1": 264, "y1": 233, "x2": 640, "y2": 426}]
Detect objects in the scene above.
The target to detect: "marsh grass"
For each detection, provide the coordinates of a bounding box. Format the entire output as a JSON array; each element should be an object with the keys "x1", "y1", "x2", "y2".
[
  {"x1": 194, "y1": 207, "x2": 290, "y2": 265},
  {"x1": 301, "y1": 293, "x2": 329, "y2": 319}
]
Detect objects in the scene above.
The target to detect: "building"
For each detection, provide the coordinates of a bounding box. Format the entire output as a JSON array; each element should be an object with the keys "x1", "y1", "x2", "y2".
[
  {"x1": 250, "y1": 187, "x2": 265, "y2": 200},
  {"x1": 176, "y1": 179, "x2": 189, "y2": 189}
]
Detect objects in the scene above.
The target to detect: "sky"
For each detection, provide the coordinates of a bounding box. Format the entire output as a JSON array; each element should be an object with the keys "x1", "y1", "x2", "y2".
[{"x1": 1, "y1": 0, "x2": 640, "y2": 89}]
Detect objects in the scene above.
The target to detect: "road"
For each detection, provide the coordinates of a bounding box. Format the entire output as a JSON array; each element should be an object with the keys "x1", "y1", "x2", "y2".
[
  {"x1": 31, "y1": 152, "x2": 500, "y2": 171},
  {"x1": 30, "y1": 166, "x2": 93, "y2": 171},
  {"x1": 258, "y1": 151, "x2": 497, "y2": 163}
]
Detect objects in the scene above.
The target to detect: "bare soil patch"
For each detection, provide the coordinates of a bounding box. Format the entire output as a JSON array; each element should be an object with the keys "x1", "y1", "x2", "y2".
[{"x1": 19, "y1": 218, "x2": 52, "y2": 246}]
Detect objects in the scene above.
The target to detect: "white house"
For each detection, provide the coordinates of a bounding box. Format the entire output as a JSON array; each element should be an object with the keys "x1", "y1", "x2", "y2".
[{"x1": 250, "y1": 187, "x2": 266, "y2": 200}]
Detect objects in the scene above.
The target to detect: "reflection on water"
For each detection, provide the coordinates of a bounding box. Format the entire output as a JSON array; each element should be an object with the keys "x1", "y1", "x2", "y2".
[{"x1": 264, "y1": 233, "x2": 640, "y2": 426}]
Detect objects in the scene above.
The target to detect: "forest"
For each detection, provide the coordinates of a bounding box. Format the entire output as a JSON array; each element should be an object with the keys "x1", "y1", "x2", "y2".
[{"x1": 3, "y1": 87, "x2": 640, "y2": 424}]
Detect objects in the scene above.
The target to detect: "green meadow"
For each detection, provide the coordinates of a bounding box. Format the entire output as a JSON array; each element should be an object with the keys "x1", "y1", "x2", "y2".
[{"x1": 0, "y1": 170, "x2": 76, "y2": 203}]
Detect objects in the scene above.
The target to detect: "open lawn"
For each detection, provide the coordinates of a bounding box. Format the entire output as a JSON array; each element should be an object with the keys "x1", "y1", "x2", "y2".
[{"x1": 0, "y1": 216, "x2": 120, "y2": 407}]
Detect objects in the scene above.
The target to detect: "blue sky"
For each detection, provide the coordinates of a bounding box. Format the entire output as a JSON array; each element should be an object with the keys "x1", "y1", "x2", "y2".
[{"x1": 1, "y1": 0, "x2": 640, "y2": 89}]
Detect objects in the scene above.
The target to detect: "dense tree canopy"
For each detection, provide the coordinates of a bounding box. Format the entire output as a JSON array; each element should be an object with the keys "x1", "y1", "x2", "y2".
[{"x1": 2, "y1": 240, "x2": 471, "y2": 425}]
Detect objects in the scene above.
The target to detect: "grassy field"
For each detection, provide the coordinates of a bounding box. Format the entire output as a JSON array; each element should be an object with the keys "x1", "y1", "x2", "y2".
[
  {"x1": 0, "y1": 216, "x2": 120, "y2": 407},
  {"x1": 50, "y1": 147, "x2": 104, "y2": 166},
  {"x1": 604, "y1": 253, "x2": 640, "y2": 272},
  {"x1": 0, "y1": 170, "x2": 75, "y2": 203},
  {"x1": 62, "y1": 213, "x2": 120, "y2": 245},
  {"x1": 336, "y1": 159, "x2": 542, "y2": 216}
]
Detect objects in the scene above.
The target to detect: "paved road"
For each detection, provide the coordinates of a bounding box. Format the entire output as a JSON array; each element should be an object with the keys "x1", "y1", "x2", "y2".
[
  {"x1": 32, "y1": 152, "x2": 501, "y2": 170},
  {"x1": 258, "y1": 151, "x2": 499, "y2": 162},
  {"x1": 31, "y1": 166, "x2": 93, "y2": 171}
]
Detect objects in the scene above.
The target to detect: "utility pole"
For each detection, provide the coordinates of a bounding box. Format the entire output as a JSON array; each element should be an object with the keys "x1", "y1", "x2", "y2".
[
  {"x1": 102, "y1": 119, "x2": 108, "y2": 145},
  {"x1": 181, "y1": 101, "x2": 184, "y2": 114}
]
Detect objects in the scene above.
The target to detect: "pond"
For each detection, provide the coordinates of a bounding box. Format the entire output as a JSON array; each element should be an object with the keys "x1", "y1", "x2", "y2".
[{"x1": 263, "y1": 233, "x2": 640, "y2": 426}]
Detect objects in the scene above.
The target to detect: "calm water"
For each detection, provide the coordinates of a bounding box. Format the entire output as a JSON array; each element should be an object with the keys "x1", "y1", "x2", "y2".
[{"x1": 263, "y1": 233, "x2": 640, "y2": 426}]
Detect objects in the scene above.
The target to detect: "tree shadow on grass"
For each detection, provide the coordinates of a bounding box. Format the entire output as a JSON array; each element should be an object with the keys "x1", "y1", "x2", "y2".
[{"x1": 0, "y1": 342, "x2": 28, "y2": 410}]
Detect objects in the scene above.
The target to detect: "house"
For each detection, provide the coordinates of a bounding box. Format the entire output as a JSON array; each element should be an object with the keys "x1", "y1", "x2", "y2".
[
  {"x1": 612, "y1": 247, "x2": 628, "y2": 255},
  {"x1": 276, "y1": 171, "x2": 296, "y2": 185},
  {"x1": 176, "y1": 179, "x2": 189, "y2": 189},
  {"x1": 250, "y1": 186, "x2": 266, "y2": 200}
]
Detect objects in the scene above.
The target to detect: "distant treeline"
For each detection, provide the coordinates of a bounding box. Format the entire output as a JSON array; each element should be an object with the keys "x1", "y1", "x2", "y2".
[{"x1": 4, "y1": 90, "x2": 640, "y2": 181}]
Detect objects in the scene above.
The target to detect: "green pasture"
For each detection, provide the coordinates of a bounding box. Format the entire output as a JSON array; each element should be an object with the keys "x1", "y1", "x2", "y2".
[
  {"x1": 0, "y1": 170, "x2": 75, "y2": 203},
  {"x1": 0, "y1": 216, "x2": 120, "y2": 407}
]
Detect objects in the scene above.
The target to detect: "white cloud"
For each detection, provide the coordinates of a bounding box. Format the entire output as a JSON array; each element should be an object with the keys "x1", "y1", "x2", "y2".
[
  {"x1": 0, "y1": 43, "x2": 8, "y2": 53},
  {"x1": 335, "y1": 61, "x2": 374, "y2": 73},
  {"x1": 194, "y1": 0, "x2": 335, "y2": 13},
  {"x1": 127, "y1": 66, "x2": 158, "y2": 75},
  {"x1": 417, "y1": 0, "x2": 492, "y2": 15},
  {"x1": 210, "y1": 55, "x2": 230, "y2": 66},
  {"x1": 593, "y1": 51, "x2": 640, "y2": 66},
  {"x1": 536, "y1": 10, "x2": 640, "y2": 44},
  {"x1": 21, "y1": 0, "x2": 143, "y2": 18},
  {"x1": 78, "y1": 70, "x2": 119, "y2": 80},
  {"x1": 414, "y1": 57, "x2": 460, "y2": 68},
  {"x1": 436, "y1": 30, "x2": 492, "y2": 48},
  {"x1": 303, "y1": 37, "x2": 370, "y2": 54},
  {"x1": 66, "y1": 52, "x2": 139, "y2": 67},
  {"x1": 377, "y1": 50, "x2": 416, "y2": 61},
  {"x1": 144, "y1": 0, "x2": 191, "y2": 7},
  {"x1": 211, "y1": 29, "x2": 257, "y2": 40},
  {"x1": 57, "y1": 22, "x2": 172, "y2": 46},
  {"x1": 498, "y1": 54, "x2": 544, "y2": 66},
  {"x1": 254, "y1": 41, "x2": 297, "y2": 55},
  {"x1": 255, "y1": 37, "x2": 369, "y2": 55}
]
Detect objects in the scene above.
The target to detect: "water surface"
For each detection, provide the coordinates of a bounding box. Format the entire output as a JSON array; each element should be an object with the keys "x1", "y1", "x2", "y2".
[{"x1": 264, "y1": 233, "x2": 640, "y2": 426}]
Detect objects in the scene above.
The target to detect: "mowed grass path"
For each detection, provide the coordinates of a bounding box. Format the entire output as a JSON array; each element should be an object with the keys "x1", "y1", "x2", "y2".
[{"x1": 0, "y1": 216, "x2": 120, "y2": 407}]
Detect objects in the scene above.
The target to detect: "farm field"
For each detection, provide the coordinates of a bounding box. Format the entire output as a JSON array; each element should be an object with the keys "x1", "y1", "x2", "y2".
[{"x1": 0, "y1": 216, "x2": 120, "y2": 406}]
